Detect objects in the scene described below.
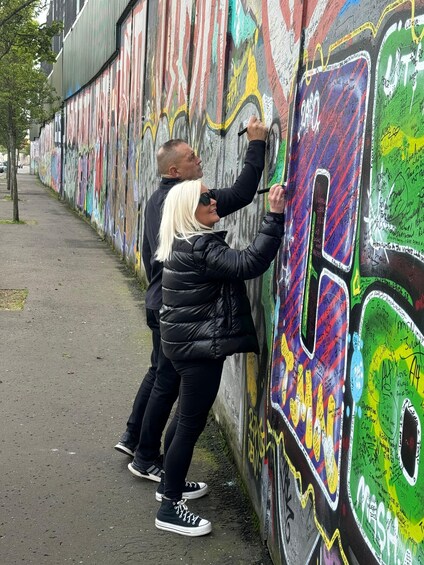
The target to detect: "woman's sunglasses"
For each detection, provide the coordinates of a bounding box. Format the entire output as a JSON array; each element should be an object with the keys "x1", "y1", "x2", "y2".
[{"x1": 198, "y1": 190, "x2": 216, "y2": 206}]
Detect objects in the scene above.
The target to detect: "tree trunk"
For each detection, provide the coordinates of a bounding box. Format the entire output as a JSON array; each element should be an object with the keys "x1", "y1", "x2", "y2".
[
  {"x1": 11, "y1": 148, "x2": 19, "y2": 222},
  {"x1": 8, "y1": 104, "x2": 19, "y2": 222},
  {"x1": 7, "y1": 147, "x2": 12, "y2": 192}
]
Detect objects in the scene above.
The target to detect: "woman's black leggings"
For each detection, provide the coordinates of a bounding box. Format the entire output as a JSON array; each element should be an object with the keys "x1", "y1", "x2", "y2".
[{"x1": 163, "y1": 357, "x2": 225, "y2": 500}]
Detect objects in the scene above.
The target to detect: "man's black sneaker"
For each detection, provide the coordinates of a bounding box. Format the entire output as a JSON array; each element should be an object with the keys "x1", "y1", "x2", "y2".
[
  {"x1": 155, "y1": 478, "x2": 208, "y2": 501},
  {"x1": 155, "y1": 498, "x2": 211, "y2": 537},
  {"x1": 128, "y1": 457, "x2": 163, "y2": 483},
  {"x1": 114, "y1": 431, "x2": 137, "y2": 457}
]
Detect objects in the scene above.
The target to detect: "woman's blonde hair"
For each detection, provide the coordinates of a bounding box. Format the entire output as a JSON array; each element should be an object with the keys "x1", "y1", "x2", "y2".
[{"x1": 156, "y1": 179, "x2": 213, "y2": 262}]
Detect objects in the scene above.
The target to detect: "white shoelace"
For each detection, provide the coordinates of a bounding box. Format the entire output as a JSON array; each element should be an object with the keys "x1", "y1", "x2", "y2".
[
  {"x1": 175, "y1": 499, "x2": 199, "y2": 524},
  {"x1": 184, "y1": 481, "x2": 198, "y2": 489}
]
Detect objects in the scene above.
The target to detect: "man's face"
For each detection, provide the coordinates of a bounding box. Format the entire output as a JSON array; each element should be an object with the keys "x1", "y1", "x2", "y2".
[{"x1": 173, "y1": 143, "x2": 203, "y2": 180}]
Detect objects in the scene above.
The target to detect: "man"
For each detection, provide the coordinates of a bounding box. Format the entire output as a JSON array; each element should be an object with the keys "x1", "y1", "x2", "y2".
[
  {"x1": 114, "y1": 142, "x2": 203, "y2": 458},
  {"x1": 115, "y1": 116, "x2": 268, "y2": 496}
]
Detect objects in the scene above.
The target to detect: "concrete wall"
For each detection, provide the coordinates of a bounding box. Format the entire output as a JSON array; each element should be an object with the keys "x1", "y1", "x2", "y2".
[{"x1": 35, "y1": 1, "x2": 424, "y2": 564}]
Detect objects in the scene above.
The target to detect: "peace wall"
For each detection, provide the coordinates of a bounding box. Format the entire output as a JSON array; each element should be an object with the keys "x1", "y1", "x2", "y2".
[{"x1": 35, "y1": 2, "x2": 424, "y2": 563}]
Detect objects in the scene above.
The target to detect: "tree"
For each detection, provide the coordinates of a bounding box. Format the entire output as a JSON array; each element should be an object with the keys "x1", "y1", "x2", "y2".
[
  {"x1": 0, "y1": 1, "x2": 58, "y2": 61},
  {"x1": 0, "y1": 1, "x2": 62, "y2": 221}
]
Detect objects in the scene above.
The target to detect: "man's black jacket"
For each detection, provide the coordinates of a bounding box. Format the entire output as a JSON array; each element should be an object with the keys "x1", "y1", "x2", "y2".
[{"x1": 142, "y1": 140, "x2": 266, "y2": 310}]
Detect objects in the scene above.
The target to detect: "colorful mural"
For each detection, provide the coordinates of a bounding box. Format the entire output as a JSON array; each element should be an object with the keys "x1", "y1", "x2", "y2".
[
  {"x1": 126, "y1": 0, "x2": 147, "y2": 269},
  {"x1": 38, "y1": 111, "x2": 61, "y2": 193},
  {"x1": 268, "y1": 5, "x2": 423, "y2": 565},
  {"x1": 35, "y1": 1, "x2": 424, "y2": 563}
]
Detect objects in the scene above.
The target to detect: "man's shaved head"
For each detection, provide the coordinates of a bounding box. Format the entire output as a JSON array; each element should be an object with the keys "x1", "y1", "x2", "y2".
[
  {"x1": 157, "y1": 139, "x2": 186, "y2": 176},
  {"x1": 157, "y1": 139, "x2": 203, "y2": 180}
]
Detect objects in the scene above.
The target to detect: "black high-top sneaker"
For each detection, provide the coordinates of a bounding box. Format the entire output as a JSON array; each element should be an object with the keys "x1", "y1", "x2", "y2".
[
  {"x1": 155, "y1": 498, "x2": 212, "y2": 537},
  {"x1": 155, "y1": 474, "x2": 208, "y2": 501}
]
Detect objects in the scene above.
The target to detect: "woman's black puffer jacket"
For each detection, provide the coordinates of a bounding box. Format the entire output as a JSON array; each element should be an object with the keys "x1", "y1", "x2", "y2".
[{"x1": 160, "y1": 212, "x2": 285, "y2": 360}]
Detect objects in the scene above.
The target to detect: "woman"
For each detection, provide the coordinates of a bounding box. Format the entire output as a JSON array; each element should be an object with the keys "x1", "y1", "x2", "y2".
[{"x1": 155, "y1": 180, "x2": 285, "y2": 536}]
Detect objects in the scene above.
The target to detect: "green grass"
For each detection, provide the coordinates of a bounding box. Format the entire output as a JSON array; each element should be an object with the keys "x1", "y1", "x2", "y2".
[
  {"x1": 0, "y1": 289, "x2": 29, "y2": 310},
  {"x1": 0, "y1": 219, "x2": 26, "y2": 224}
]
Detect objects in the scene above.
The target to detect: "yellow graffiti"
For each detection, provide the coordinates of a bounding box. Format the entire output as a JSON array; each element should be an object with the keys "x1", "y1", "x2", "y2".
[
  {"x1": 283, "y1": 333, "x2": 339, "y2": 494},
  {"x1": 290, "y1": 364, "x2": 314, "y2": 450},
  {"x1": 245, "y1": 350, "x2": 265, "y2": 479},
  {"x1": 207, "y1": 47, "x2": 264, "y2": 132},
  {"x1": 290, "y1": 364, "x2": 305, "y2": 426},
  {"x1": 142, "y1": 103, "x2": 188, "y2": 139},
  {"x1": 227, "y1": 48, "x2": 252, "y2": 110},
  {"x1": 280, "y1": 333, "x2": 294, "y2": 406},
  {"x1": 366, "y1": 341, "x2": 424, "y2": 544},
  {"x1": 305, "y1": 0, "x2": 424, "y2": 83},
  {"x1": 267, "y1": 421, "x2": 350, "y2": 565},
  {"x1": 380, "y1": 125, "x2": 424, "y2": 158},
  {"x1": 246, "y1": 352, "x2": 258, "y2": 407},
  {"x1": 248, "y1": 407, "x2": 266, "y2": 479},
  {"x1": 135, "y1": 250, "x2": 141, "y2": 273},
  {"x1": 142, "y1": 42, "x2": 264, "y2": 139},
  {"x1": 353, "y1": 268, "x2": 361, "y2": 296}
]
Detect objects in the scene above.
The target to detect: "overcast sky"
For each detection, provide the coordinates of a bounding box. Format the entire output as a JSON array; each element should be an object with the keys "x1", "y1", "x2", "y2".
[{"x1": 36, "y1": 1, "x2": 50, "y2": 24}]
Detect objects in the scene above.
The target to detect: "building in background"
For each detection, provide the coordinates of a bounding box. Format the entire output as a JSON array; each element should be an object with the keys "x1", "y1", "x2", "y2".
[{"x1": 41, "y1": 0, "x2": 86, "y2": 76}]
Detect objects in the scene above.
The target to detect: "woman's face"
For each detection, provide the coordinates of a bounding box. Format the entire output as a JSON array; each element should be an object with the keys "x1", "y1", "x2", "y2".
[{"x1": 195, "y1": 186, "x2": 220, "y2": 227}]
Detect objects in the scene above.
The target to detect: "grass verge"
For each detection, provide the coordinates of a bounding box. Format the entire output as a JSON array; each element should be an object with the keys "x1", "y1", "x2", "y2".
[{"x1": 0, "y1": 289, "x2": 29, "y2": 311}]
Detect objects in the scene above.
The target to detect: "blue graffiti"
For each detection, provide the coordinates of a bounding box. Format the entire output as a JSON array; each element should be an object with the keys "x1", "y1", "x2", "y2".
[
  {"x1": 340, "y1": 0, "x2": 361, "y2": 17},
  {"x1": 347, "y1": 332, "x2": 364, "y2": 418}
]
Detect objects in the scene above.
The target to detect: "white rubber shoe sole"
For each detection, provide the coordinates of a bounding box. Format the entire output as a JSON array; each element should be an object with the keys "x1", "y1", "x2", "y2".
[
  {"x1": 114, "y1": 442, "x2": 135, "y2": 457},
  {"x1": 155, "y1": 518, "x2": 212, "y2": 537},
  {"x1": 128, "y1": 461, "x2": 162, "y2": 483}
]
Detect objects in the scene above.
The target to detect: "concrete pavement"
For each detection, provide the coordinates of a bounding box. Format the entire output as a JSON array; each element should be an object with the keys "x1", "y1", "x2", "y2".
[{"x1": 0, "y1": 172, "x2": 273, "y2": 565}]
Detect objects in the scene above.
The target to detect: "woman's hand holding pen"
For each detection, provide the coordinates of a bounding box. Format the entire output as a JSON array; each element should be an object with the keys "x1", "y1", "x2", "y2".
[
  {"x1": 268, "y1": 184, "x2": 285, "y2": 214},
  {"x1": 257, "y1": 182, "x2": 287, "y2": 195}
]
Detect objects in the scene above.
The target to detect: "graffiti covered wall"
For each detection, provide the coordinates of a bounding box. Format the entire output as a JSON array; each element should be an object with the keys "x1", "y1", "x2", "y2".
[
  {"x1": 268, "y1": 7, "x2": 424, "y2": 564},
  {"x1": 38, "y1": 111, "x2": 62, "y2": 193},
  {"x1": 36, "y1": 1, "x2": 423, "y2": 563}
]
